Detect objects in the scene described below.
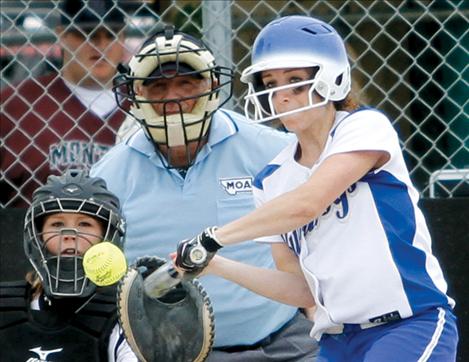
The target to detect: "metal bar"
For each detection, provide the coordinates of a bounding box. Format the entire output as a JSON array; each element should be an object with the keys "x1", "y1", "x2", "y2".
[{"x1": 201, "y1": 0, "x2": 233, "y2": 108}]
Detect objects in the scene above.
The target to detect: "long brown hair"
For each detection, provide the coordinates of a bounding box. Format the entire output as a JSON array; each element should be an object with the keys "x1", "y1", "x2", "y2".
[{"x1": 334, "y1": 92, "x2": 360, "y2": 112}]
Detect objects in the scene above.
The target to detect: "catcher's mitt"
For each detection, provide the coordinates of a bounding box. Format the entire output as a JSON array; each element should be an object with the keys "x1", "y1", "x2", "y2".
[{"x1": 117, "y1": 256, "x2": 215, "y2": 362}]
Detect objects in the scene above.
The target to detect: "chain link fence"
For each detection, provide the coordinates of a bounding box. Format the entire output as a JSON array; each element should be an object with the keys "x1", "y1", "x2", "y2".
[{"x1": 1, "y1": 0, "x2": 468, "y2": 207}]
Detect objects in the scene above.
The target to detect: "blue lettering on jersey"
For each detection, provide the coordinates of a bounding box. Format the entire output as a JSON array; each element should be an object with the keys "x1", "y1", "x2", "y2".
[
  {"x1": 49, "y1": 141, "x2": 111, "y2": 170},
  {"x1": 282, "y1": 184, "x2": 357, "y2": 255}
]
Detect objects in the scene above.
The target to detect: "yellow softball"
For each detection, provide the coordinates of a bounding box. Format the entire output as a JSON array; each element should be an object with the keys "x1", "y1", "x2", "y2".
[{"x1": 83, "y1": 242, "x2": 127, "y2": 286}]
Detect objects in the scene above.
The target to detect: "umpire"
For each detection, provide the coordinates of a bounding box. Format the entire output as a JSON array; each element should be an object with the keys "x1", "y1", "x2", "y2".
[{"x1": 92, "y1": 25, "x2": 318, "y2": 361}]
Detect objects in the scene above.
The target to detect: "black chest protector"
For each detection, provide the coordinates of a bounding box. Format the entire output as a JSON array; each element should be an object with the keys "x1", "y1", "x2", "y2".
[{"x1": 0, "y1": 281, "x2": 118, "y2": 362}]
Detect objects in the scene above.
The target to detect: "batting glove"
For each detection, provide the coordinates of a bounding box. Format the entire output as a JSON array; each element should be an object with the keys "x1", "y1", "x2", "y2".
[{"x1": 175, "y1": 227, "x2": 223, "y2": 273}]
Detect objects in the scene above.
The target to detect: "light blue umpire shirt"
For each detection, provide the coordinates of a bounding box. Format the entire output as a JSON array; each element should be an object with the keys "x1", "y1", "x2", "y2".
[{"x1": 90, "y1": 109, "x2": 298, "y2": 347}]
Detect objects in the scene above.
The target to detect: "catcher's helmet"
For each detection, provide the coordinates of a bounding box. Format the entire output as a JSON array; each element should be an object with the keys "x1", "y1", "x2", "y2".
[
  {"x1": 241, "y1": 15, "x2": 351, "y2": 123},
  {"x1": 113, "y1": 25, "x2": 233, "y2": 167},
  {"x1": 24, "y1": 170, "x2": 126, "y2": 298}
]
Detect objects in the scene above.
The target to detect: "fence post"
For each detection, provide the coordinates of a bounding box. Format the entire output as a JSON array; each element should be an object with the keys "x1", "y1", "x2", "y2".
[{"x1": 201, "y1": 0, "x2": 233, "y2": 108}]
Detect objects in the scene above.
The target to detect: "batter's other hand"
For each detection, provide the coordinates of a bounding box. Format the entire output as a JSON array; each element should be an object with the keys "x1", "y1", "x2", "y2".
[{"x1": 175, "y1": 227, "x2": 223, "y2": 274}]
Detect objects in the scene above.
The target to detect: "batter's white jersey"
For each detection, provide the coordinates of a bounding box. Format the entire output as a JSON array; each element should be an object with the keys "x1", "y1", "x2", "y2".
[{"x1": 253, "y1": 109, "x2": 455, "y2": 340}]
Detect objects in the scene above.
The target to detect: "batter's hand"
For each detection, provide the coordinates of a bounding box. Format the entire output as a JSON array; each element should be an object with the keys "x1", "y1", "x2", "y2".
[{"x1": 175, "y1": 227, "x2": 223, "y2": 273}]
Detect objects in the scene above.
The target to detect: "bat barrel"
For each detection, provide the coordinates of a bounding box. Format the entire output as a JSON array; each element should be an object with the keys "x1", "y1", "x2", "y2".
[{"x1": 143, "y1": 262, "x2": 181, "y2": 299}]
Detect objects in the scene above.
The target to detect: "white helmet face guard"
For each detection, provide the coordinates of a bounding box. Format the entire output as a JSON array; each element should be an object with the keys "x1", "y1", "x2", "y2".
[{"x1": 244, "y1": 75, "x2": 330, "y2": 123}]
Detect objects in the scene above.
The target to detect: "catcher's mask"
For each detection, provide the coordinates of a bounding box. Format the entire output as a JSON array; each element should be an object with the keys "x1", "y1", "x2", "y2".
[
  {"x1": 113, "y1": 24, "x2": 234, "y2": 168},
  {"x1": 24, "y1": 170, "x2": 126, "y2": 299}
]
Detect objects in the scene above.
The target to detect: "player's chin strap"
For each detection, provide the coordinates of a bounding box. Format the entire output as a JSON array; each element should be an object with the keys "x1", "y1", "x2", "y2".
[{"x1": 117, "y1": 256, "x2": 215, "y2": 362}]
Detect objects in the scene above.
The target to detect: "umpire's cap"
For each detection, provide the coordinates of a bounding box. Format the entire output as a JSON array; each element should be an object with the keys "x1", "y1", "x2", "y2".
[{"x1": 60, "y1": 0, "x2": 125, "y2": 32}]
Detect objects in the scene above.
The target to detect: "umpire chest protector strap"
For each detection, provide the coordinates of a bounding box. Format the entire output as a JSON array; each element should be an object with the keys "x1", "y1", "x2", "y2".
[{"x1": 0, "y1": 281, "x2": 118, "y2": 361}]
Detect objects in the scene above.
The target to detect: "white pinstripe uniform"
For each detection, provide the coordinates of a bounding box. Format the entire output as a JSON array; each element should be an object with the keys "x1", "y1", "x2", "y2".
[{"x1": 254, "y1": 109, "x2": 458, "y2": 360}]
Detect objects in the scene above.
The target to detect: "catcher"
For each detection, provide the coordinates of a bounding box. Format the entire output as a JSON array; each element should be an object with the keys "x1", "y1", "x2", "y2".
[
  {"x1": 0, "y1": 170, "x2": 137, "y2": 361},
  {"x1": 0, "y1": 169, "x2": 214, "y2": 361}
]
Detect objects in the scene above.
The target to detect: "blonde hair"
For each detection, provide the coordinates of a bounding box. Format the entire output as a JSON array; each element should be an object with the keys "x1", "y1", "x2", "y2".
[{"x1": 26, "y1": 271, "x2": 43, "y2": 299}]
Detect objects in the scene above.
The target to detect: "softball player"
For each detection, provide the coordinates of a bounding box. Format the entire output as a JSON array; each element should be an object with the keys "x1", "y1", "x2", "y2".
[
  {"x1": 176, "y1": 15, "x2": 459, "y2": 361},
  {"x1": 0, "y1": 170, "x2": 137, "y2": 361}
]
